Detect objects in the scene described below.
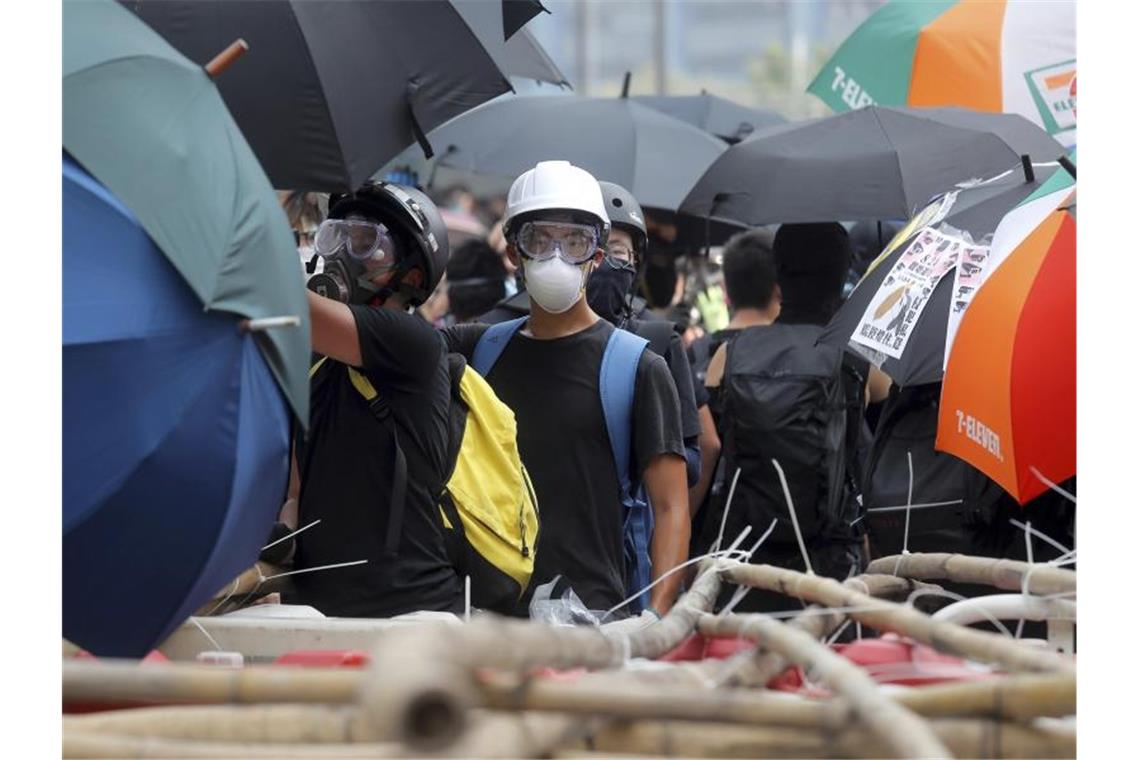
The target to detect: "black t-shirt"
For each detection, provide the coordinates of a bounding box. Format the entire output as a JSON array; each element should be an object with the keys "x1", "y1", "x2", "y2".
[
  {"x1": 626, "y1": 316, "x2": 701, "y2": 443},
  {"x1": 293, "y1": 306, "x2": 462, "y2": 617},
  {"x1": 443, "y1": 318, "x2": 684, "y2": 612}
]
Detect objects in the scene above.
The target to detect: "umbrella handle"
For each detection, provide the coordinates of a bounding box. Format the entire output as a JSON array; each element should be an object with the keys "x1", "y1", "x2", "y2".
[
  {"x1": 205, "y1": 39, "x2": 250, "y2": 78},
  {"x1": 240, "y1": 316, "x2": 301, "y2": 333}
]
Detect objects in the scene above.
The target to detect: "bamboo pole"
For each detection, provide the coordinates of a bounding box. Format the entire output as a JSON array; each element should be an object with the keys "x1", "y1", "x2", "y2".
[
  {"x1": 390, "y1": 563, "x2": 726, "y2": 756},
  {"x1": 716, "y1": 572, "x2": 938, "y2": 689},
  {"x1": 64, "y1": 660, "x2": 360, "y2": 706},
  {"x1": 587, "y1": 717, "x2": 1075, "y2": 759},
  {"x1": 480, "y1": 666, "x2": 1075, "y2": 725},
  {"x1": 196, "y1": 561, "x2": 284, "y2": 615},
  {"x1": 63, "y1": 704, "x2": 368, "y2": 744},
  {"x1": 700, "y1": 612, "x2": 951, "y2": 758},
  {"x1": 868, "y1": 553, "x2": 1076, "y2": 596},
  {"x1": 63, "y1": 732, "x2": 398, "y2": 759},
  {"x1": 720, "y1": 562, "x2": 1076, "y2": 675}
]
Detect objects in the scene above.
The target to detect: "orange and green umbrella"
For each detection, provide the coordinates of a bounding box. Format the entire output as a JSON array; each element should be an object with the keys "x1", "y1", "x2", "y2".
[
  {"x1": 935, "y1": 170, "x2": 1075, "y2": 504},
  {"x1": 809, "y1": 0, "x2": 1075, "y2": 147}
]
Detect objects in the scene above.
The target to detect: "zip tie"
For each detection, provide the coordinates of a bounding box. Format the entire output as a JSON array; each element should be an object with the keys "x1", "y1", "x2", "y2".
[
  {"x1": 718, "y1": 520, "x2": 779, "y2": 617},
  {"x1": 893, "y1": 450, "x2": 915, "y2": 576},
  {"x1": 1029, "y1": 466, "x2": 1077, "y2": 504},
  {"x1": 191, "y1": 618, "x2": 224, "y2": 653},
  {"x1": 261, "y1": 519, "x2": 321, "y2": 552},
  {"x1": 261, "y1": 559, "x2": 368, "y2": 582},
  {"x1": 1008, "y1": 517, "x2": 1073, "y2": 556},
  {"x1": 711, "y1": 467, "x2": 743, "y2": 553},
  {"x1": 865, "y1": 499, "x2": 964, "y2": 514},
  {"x1": 598, "y1": 544, "x2": 749, "y2": 623},
  {"x1": 465, "y1": 575, "x2": 472, "y2": 623},
  {"x1": 771, "y1": 458, "x2": 812, "y2": 575}
]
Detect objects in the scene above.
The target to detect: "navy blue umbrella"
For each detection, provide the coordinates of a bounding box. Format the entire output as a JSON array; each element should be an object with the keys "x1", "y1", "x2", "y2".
[{"x1": 63, "y1": 155, "x2": 292, "y2": 657}]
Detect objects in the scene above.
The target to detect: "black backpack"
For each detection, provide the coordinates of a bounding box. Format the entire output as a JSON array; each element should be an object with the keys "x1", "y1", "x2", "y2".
[
  {"x1": 862, "y1": 383, "x2": 1011, "y2": 558},
  {"x1": 717, "y1": 324, "x2": 862, "y2": 551}
]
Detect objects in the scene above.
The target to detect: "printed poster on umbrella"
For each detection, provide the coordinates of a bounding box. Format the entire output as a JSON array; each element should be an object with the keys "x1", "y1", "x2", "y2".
[{"x1": 850, "y1": 227, "x2": 962, "y2": 360}]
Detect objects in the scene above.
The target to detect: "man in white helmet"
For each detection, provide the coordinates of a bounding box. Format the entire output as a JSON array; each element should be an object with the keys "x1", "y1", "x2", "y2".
[{"x1": 443, "y1": 161, "x2": 690, "y2": 618}]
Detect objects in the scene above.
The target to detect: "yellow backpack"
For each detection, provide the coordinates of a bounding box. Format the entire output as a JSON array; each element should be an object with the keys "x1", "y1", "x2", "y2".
[{"x1": 309, "y1": 355, "x2": 539, "y2": 613}]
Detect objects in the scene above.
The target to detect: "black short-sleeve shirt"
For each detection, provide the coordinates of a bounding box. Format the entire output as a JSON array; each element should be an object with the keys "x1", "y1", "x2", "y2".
[
  {"x1": 443, "y1": 318, "x2": 684, "y2": 612},
  {"x1": 293, "y1": 306, "x2": 462, "y2": 617}
]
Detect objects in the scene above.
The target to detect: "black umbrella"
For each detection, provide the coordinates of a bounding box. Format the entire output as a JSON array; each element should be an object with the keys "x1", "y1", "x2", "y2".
[
  {"x1": 425, "y1": 93, "x2": 726, "y2": 211},
  {"x1": 450, "y1": 0, "x2": 568, "y2": 87},
  {"x1": 820, "y1": 165, "x2": 1065, "y2": 387},
  {"x1": 128, "y1": 0, "x2": 512, "y2": 191},
  {"x1": 633, "y1": 92, "x2": 786, "y2": 143},
  {"x1": 502, "y1": 0, "x2": 549, "y2": 41},
  {"x1": 680, "y1": 106, "x2": 1065, "y2": 226}
]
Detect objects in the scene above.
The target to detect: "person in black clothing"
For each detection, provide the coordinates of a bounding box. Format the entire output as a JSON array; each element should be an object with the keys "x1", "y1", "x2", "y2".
[
  {"x1": 445, "y1": 239, "x2": 507, "y2": 323},
  {"x1": 443, "y1": 160, "x2": 689, "y2": 618},
  {"x1": 289, "y1": 182, "x2": 463, "y2": 618},
  {"x1": 586, "y1": 181, "x2": 708, "y2": 493}
]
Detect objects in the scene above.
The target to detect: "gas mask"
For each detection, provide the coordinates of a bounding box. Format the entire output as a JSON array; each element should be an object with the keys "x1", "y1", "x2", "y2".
[{"x1": 305, "y1": 218, "x2": 400, "y2": 304}]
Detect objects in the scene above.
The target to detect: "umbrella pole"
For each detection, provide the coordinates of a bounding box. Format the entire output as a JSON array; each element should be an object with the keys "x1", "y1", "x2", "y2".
[{"x1": 204, "y1": 40, "x2": 249, "y2": 78}]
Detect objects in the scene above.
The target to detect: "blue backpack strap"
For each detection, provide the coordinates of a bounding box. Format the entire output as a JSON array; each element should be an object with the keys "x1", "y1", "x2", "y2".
[
  {"x1": 471, "y1": 317, "x2": 527, "y2": 377},
  {"x1": 600, "y1": 328, "x2": 649, "y2": 495},
  {"x1": 599, "y1": 328, "x2": 653, "y2": 611}
]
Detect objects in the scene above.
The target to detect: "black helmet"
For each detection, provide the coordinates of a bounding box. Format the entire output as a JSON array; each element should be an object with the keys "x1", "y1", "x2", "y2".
[
  {"x1": 327, "y1": 181, "x2": 449, "y2": 306},
  {"x1": 598, "y1": 181, "x2": 648, "y2": 256}
]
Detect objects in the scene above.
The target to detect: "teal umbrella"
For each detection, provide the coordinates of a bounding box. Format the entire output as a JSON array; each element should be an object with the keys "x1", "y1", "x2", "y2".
[{"x1": 63, "y1": 0, "x2": 309, "y2": 425}]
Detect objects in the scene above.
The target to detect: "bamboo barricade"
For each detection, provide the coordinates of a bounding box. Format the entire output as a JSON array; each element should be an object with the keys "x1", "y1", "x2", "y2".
[
  {"x1": 716, "y1": 573, "x2": 939, "y2": 688},
  {"x1": 356, "y1": 561, "x2": 726, "y2": 751},
  {"x1": 699, "y1": 612, "x2": 951, "y2": 758},
  {"x1": 585, "y1": 717, "x2": 1076, "y2": 759},
  {"x1": 719, "y1": 561, "x2": 1076, "y2": 676},
  {"x1": 196, "y1": 561, "x2": 286, "y2": 616},
  {"x1": 868, "y1": 553, "x2": 1076, "y2": 596}
]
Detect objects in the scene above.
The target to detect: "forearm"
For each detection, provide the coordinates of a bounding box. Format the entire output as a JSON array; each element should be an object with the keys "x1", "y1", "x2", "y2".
[
  {"x1": 644, "y1": 454, "x2": 690, "y2": 614},
  {"x1": 307, "y1": 290, "x2": 362, "y2": 366},
  {"x1": 688, "y1": 405, "x2": 721, "y2": 518}
]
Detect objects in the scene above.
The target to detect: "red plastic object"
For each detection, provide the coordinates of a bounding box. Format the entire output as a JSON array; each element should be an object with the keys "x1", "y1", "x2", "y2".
[
  {"x1": 274, "y1": 650, "x2": 372, "y2": 668},
  {"x1": 658, "y1": 633, "x2": 754, "y2": 662},
  {"x1": 834, "y1": 634, "x2": 991, "y2": 687}
]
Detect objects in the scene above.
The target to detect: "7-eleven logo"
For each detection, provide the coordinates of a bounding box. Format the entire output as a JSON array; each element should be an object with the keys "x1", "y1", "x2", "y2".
[{"x1": 1025, "y1": 60, "x2": 1076, "y2": 136}]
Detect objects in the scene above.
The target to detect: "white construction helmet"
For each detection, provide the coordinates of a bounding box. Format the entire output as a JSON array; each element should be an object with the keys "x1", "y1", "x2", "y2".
[{"x1": 503, "y1": 160, "x2": 610, "y2": 240}]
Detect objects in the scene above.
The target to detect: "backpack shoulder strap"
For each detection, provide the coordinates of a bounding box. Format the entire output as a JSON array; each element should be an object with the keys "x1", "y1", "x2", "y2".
[
  {"x1": 600, "y1": 328, "x2": 650, "y2": 492},
  {"x1": 471, "y1": 317, "x2": 527, "y2": 377},
  {"x1": 332, "y1": 362, "x2": 407, "y2": 558}
]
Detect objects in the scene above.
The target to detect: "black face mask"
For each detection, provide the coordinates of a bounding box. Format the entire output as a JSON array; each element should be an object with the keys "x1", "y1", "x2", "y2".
[{"x1": 586, "y1": 259, "x2": 638, "y2": 326}]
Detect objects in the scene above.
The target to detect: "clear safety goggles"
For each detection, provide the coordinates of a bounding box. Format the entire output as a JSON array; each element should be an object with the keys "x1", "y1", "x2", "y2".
[
  {"x1": 515, "y1": 220, "x2": 599, "y2": 264},
  {"x1": 603, "y1": 240, "x2": 637, "y2": 270},
  {"x1": 313, "y1": 219, "x2": 398, "y2": 264}
]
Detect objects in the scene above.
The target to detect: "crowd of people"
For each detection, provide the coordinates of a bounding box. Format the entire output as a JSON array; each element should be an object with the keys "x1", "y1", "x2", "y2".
[{"x1": 270, "y1": 160, "x2": 1076, "y2": 623}]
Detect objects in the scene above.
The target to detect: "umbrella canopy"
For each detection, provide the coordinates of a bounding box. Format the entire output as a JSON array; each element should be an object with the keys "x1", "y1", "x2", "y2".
[
  {"x1": 65, "y1": 0, "x2": 309, "y2": 425},
  {"x1": 426, "y1": 94, "x2": 727, "y2": 211},
  {"x1": 63, "y1": 156, "x2": 292, "y2": 657},
  {"x1": 808, "y1": 0, "x2": 1075, "y2": 147},
  {"x1": 503, "y1": 0, "x2": 549, "y2": 41},
  {"x1": 680, "y1": 105, "x2": 1064, "y2": 226},
  {"x1": 633, "y1": 92, "x2": 787, "y2": 143},
  {"x1": 935, "y1": 183, "x2": 1076, "y2": 504},
  {"x1": 128, "y1": 0, "x2": 513, "y2": 191},
  {"x1": 450, "y1": 0, "x2": 569, "y2": 87},
  {"x1": 820, "y1": 163, "x2": 1071, "y2": 388}
]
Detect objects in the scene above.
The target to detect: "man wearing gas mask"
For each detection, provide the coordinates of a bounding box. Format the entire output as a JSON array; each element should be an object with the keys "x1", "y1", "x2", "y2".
[
  {"x1": 289, "y1": 182, "x2": 463, "y2": 618},
  {"x1": 442, "y1": 161, "x2": 689, "y2": 619}
]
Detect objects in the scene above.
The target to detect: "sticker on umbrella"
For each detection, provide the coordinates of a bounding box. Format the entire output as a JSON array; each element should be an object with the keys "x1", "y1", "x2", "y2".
[
  {"x1": 943, "y1": 236, "x2": 993, "y2": 369},
  {"x1": 851, "y1": 227, "x2": 961, "y2": 360},
  {"x1": 863, "y1": 191, "x2": 958, "y2": 279}
]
